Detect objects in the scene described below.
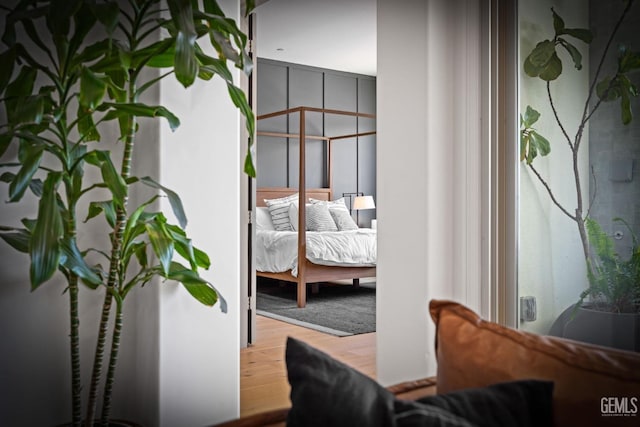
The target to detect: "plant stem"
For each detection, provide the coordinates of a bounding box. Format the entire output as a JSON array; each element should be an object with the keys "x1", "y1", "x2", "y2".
[
  {"x1": 85, "y1": 291, "x2": 113, "y2": 426},
  {"x1": 85, "y1": 78, "x2": 139, "y2": 426},
  {"x1": 69, "y1": 275, "x2": 82, "y2": 427},
  {"x1": 59, "y1": 90, "x2": 82, "y2": 426},
  {"x1": 100, "y1": 299, "x2": 124, "y2": 427},
  {"x1": 527, "y1": 163, "x2": 575, "y2": 221},
  {"x1": 547, "y1": 82, "x2": 573, "y2": 150}
]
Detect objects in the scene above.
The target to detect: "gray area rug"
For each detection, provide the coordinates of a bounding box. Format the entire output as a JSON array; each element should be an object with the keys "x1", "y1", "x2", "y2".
[{"x1": 256, "y1": 280, "x2": 376, "y2": 336}]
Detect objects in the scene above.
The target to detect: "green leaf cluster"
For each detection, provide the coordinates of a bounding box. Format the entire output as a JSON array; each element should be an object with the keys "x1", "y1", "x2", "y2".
[
  {"x1": 584, "y1": 218, "x2": 640, "y2": 313},
  {"x1": 595, "y1": 46, "x2": 640, "y2": 124},
  {"x1": 520, "y1": 105, "x2": 551, "y2": 164},
  {"x1": 524, "y1": 8, "x2": 593, "y2": 81},
  {"x1": 0, "y1": 0, "x2": 252, "y2": 296},
  {"x1": 0, "y1": 0, "x2": 253, "y2": 424}
]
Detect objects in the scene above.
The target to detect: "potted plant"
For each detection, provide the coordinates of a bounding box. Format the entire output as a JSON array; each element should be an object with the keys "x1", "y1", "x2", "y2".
[
  {"x1": 0, "y1": 0, "x2": 255, "y2": 425},
  {"x1": 520, "y1": 2, "x2": 640, "y2": 350}
]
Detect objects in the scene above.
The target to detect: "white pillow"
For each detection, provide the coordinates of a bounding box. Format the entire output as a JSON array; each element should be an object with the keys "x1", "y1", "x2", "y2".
[
  {"x1": 289, "y1": 202, "x2": 340, "y2": 232},
  {"x1": 306, "y1": 203, "x2": 338, "y2": 232},
  {"x1": 309, "y1": 197, "x2": 358, "y2": 231},
  {"x1": 329, "y1": 209, "x2": 359, "y2": 231},
  {"x1": 264, "y1": 193, "x2": 298, "y2": 231},
  {"x1": 289, "y1": 201, "x2": 302, "y2": 231},
  {"x1": 255, "y1": 207, "x2": 275, "y2": 230}
]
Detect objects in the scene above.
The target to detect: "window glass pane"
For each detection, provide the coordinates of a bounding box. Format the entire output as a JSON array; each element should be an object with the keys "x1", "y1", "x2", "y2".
[{"x1": 518, "y1": 0, "x2": 639, "y2": 352}]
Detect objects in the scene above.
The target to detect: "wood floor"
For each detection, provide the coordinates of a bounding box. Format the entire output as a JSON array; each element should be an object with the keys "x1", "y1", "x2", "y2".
[{"x1": 240, "y1": 315, "x2": 376, "y2": 417}]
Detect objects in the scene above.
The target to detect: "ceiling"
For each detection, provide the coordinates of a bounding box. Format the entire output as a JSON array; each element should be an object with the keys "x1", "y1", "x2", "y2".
[{"x1": 254, "y1": 0, "x2": 377, "y2": 76}]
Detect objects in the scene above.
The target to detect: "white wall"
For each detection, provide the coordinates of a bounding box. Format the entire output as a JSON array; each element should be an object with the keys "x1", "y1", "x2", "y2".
[
  {"x1": 157, "y1": 0, "x2": 242, "y2": 424},
  {"x1": 518, "y1": 0, "x2": 590, "y2": 334},
  {"x1": 376, "y1": 0, "x2": 487, "y2": 386}
]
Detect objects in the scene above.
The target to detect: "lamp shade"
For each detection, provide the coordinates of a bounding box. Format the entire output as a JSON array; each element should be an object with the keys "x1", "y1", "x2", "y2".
[{"x1": 353, "y1": 195, "x2": 375, "y2": 210}]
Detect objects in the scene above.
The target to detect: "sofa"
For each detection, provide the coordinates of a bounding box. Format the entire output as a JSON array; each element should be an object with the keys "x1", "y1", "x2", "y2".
[{"x1": 216, "y1": 300, "x2": 640, "y2": 426}]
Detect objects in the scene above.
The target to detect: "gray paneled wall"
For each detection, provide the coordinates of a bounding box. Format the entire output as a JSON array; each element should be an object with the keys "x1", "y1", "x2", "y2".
[{"x1": 256, "y1": 58, "x2": 377, "y2": 226}]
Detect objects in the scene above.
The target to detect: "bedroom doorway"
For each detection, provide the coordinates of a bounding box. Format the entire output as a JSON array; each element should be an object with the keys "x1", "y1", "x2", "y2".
[{"x1": 243, "y1": 0, "x2": 377, "y2": 347}]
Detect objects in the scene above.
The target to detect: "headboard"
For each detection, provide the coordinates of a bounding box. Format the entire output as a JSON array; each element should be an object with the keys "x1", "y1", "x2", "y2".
[{"x1": 257, "y1": 187, "x2": 332, "y2": 207}]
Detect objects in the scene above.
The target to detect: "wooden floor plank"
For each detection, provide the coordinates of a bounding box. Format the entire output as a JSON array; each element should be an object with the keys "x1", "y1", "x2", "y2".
[{"x1": 240, "y1": 315, "x2": 376, "y2": 417}]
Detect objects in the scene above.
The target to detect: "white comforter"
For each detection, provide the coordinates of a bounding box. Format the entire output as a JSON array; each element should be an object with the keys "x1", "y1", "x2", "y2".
[{"x1": 256, "y1": 229, "x2": 377, "y2": 276}]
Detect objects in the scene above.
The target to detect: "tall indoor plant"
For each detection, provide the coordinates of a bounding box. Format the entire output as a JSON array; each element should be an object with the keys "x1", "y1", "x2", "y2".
[
  {"x1": 520, "y1": 3, "x2": 639, "y2": 319},
  {"x1": 0, "y1": 0, "x2": 255, "y2": 425}
]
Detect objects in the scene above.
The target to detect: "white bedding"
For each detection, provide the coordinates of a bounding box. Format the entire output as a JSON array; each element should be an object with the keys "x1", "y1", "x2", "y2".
[{"x1": 256, "y1": 229, "x2": 377, "y2": 276}]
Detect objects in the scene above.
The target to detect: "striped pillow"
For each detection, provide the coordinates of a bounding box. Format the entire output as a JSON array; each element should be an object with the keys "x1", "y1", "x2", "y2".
[
  {"x1": 306, "y1": 204, "x2": 338, "y2": 232},
  {"x1": 329, "y1": 208, "x2": 359, "y2": 231},
  {"x1": 264, "y1": 193, "x2": 298, "y2": 231},
  {"x1": 310, "y1": 197, "x2": 359, "y2": 231}
]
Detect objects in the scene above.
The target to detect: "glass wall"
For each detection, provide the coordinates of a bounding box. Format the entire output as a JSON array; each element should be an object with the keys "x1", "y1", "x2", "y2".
[{"x1": 518, "y1": 0, "x2": 639, "y2": 351}]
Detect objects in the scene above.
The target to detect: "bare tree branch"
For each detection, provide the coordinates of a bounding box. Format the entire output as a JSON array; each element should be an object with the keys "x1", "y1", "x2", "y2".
[
  {"x1": 528, "y1": 163, "x2": 576, "y2": 221},
  {"x1": 547, "y1": 82, "x2": 574, "y2": 150}
]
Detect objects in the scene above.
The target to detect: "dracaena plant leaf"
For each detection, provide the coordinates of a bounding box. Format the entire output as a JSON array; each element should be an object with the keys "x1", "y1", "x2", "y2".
[
  {"x1": 85, "y1": 200, "x2": 117, "y2": 228},
  {"x1": 46, "y1": 0, "x2": 82, "y2": 37},
  {"x1": 14, "y1": 96, "x2": 46, "y2": 125},
  {"x1": 0, "y1": 47, "x2": 17, "y2": 94},
  {"x1": 166, "y1": 262, "x2": 224, "y2": 309},
  {"x1": 0, "y1": 226, "x2": 30, "y2": 253},
  {"x1": 68, "y1": 1, "x2": 97, "y2": 60},
  {"x1": 0, "y1": 133, "x2": 12, "y2": 158},
  {"x1": 99, "y1": 103, "x2": 181, "y2": 131},
  {"x1": 136, "y1": 39, "x2": 176, "y2": 69},
  {"x1": 227, "y1": 83, "x2": 256, "y2": 176},
  {"x1": 30, "y1": 172, "x2": 64, "y2": 289},
  {"x1": 122, "y1": 196, "x2": 160, "y2": 254},
  {"x1": 165, "y1": 223, "x2": 211, "y2": 270},
  {"x1": 9, "y1": 142, "x2": 44, "y2": 203},
  {"x1": 167, "y1": 0, "x2": 198, "y2": 88},
  {"x1": 80, "y1": 67, "x2": 107, "y2": 111},
  {"x1": 60, "y1": 237, "x2": 102, "y2": 288},
  {"x1": 145, "y1": 215, "x2": 174, "y2": 276},
  {"x1": 139, "y1": 176, "x2": 187, "y2": 228},
  {"x1": 77, "y1": 107, "x2": 101, "y2": 142},
  {"x1": 5, "y1": 67, "x2": 37, "y2": 124},
  {"x1": 84, "y1": 150, "x2": 127, "y2": 208},
  {"x1": 91, "y1": 1, "x2": 119, "y2": 36}
]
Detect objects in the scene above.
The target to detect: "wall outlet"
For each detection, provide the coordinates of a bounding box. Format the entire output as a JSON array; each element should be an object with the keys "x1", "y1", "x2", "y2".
[{"x1": 520, "y1": 296, "x2": 537, "y2": 322}]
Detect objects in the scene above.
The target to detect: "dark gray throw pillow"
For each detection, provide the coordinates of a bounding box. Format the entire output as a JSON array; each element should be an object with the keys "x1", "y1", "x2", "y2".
[
  {"x1": 285, "y1": 337, "x2": 554, "y2": 427},
  {"x1": 286, "y1": 337, "x2": 395, "y2": 427},
  {"x1": 396, "y1": 380, "x2": 554, "y2": 427},
  {"x1": 417, "y1": 380, "x2": 553, "y2": 427}
]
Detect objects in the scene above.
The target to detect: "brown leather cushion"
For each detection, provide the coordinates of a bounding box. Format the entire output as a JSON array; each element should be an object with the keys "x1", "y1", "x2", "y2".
[{"x1": 429, "y1": 300, "x2": 640, "y2": 427}]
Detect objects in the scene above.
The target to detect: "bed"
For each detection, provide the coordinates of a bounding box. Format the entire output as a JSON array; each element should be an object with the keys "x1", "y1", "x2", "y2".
[{"x1": 255, "y1": 107, "x2": 377, "y2": 308}]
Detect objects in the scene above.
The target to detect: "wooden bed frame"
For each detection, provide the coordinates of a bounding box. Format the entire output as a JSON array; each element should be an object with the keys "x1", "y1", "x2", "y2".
[{"x1": 256, "y1": 106, "x2": 377, "y2": 308}]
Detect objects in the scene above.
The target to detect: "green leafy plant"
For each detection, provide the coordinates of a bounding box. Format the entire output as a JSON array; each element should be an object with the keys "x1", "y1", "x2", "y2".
[
  {"x1": 582, "y1": 218, "x2": 640, "y2": 313},
  {"x1": 0, "y1": 0, "x2": 255, "y2": 425},
  {"x1": 520, "y1": 2, "x2": 639, "y2": 313}
]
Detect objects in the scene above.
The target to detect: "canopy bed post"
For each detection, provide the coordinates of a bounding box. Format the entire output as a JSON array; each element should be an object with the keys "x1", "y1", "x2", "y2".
[
  {"x1": 328, "y1": 138, "x2": 334, "y2": 192},
  {"x1": 297, "y1": 109, "x2": 307, "y2": 308}
]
